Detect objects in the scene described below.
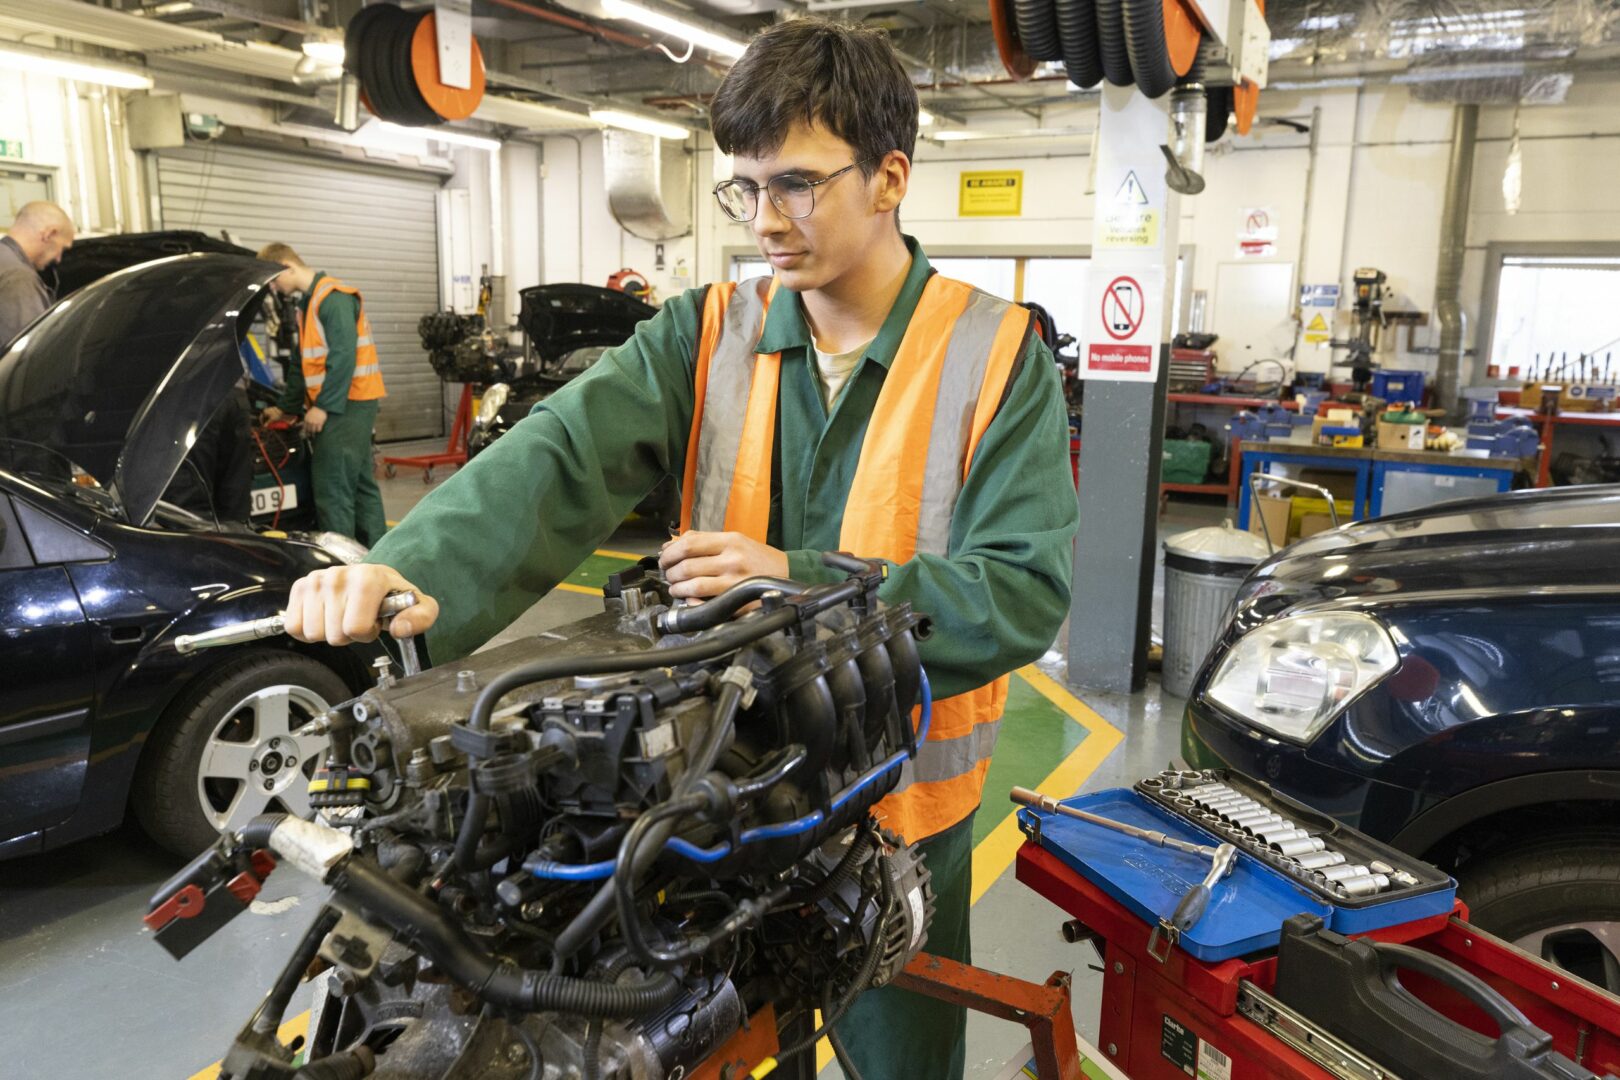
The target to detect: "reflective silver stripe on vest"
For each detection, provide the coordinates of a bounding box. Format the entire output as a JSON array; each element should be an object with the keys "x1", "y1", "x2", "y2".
[
  {"x1": 354, "y1": 363, "x2": 380, "y2": 376},
  {"x1": 356, "y1": 335, "x2": 374, "y2": 348},
  {"x1": 912, "y1": 287, "x2": 1011, "y2": 557},
  {"x1": 305, "y1": 373, "x2": 326, "y2": 387},
  {"x1": 689, "y1": 278, "x2": 774, "y2": 533},
  {"x1": 302, "y1": 345, "x2": 328, "y2": 359},
  {"x1": 894, "y1": 717, "x2": 1001, "y2": 790}
]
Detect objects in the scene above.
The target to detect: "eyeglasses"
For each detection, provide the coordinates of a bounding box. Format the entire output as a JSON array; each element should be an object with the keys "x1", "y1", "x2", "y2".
[{"x1": 713, "y1": 158, "x2": 874, "y2": 223}]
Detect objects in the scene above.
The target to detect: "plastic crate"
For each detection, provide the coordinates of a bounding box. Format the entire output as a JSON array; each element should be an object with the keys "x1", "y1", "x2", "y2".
[{"x1": 1371, "y1": 369, "x2": 1425, "y2": 405}]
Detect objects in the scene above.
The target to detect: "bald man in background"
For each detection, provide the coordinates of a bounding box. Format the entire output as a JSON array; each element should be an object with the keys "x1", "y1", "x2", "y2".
[{"x1": 0, "y1": 201, "x2": 75, "y2": 350}]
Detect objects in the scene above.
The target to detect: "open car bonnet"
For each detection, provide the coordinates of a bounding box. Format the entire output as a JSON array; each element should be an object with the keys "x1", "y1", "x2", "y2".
[
  {"x1": 0, "y1": 253, "x2": 280, "y2": 526},
  {"x1": 517, "y1": 283, "x2": 659, "y2": 366}
]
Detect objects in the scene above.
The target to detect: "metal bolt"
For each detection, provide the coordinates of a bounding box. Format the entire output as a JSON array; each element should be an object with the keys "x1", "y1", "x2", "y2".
[
  {"x1": 1551, "y1": 981, "x2": 1560, "y2": 990},
  {"x1": 456, "y1": 669, "x2": 479, "y2": 692},
  {"x1": 248, "y1": 759, "x2": 259, "y2": 772},
  {"x1": 521, "y1": 901, "x2": 546, "y2": 920},
  {"x1": 1113, "y1": 961, "x2": 1124, "y2": 975},
  {"x1": 506, "y1": 1043, "x2": 528, "y2": 1065},
  {"x1": 1107, "y1": 1043, "x2": 1118, "y2": 1056},
  {"x1": 269, "y1": 738, "x2": 281, "y2": 749},
  {"x1": 263, "y1": 779, "x2": 274, "y2": 791}
]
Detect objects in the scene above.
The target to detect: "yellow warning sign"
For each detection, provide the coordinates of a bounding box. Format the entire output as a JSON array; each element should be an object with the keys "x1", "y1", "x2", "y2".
[
  {"x1": 1305, "y1": 312, "x2": 1330, "y2": 345},
  {"x1": 959, "y1": 170, "x2": 1023, "y2": 217},
  {"x1": 1098, "y1": 169, "x2": 1159, "y2": 248}
]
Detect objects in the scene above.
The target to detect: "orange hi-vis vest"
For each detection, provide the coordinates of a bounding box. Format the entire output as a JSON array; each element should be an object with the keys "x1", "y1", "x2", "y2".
[
  {"x1": 301, "y1": 275, "x2": 385, "y2": 408},
  {"x1": 678, "y1": 274, "x2": 1033, "y2": 843}
]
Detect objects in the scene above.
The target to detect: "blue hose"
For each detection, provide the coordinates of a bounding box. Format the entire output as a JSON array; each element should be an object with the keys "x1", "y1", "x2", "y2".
[{"x1": 530, "y1": 668, "x2": 934, "y2": 881}]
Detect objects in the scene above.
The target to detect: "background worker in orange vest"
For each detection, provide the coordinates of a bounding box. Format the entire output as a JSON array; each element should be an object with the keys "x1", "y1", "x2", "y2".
[
  {"x1": 257, "y1": 243, "x2": 389, "y2": 546},
  {"x1": 275, "y1": 19, "x2": 1076, "y2": 1079}
]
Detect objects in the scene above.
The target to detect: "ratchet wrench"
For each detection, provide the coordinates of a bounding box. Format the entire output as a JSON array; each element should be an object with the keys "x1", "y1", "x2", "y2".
[{"x1": 174, "y1": 590, "x2": 424, "y2": 675}]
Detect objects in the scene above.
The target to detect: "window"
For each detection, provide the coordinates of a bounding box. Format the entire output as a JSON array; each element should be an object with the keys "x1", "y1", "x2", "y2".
[{"x1": 1486, "y1": 255, "x2": 1620, "y2": 381}]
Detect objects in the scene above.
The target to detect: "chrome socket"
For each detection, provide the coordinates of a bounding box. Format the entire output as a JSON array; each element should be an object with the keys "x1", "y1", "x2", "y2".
[
  {"x1": 1231, "y1": 810, "x2": 1283, "y2": 828},
  {"x1": 1272, "y1": 835, "x2": 1326, "y2": 856},
  {"x1": 1291, "y1": 849, "x2": 1346, "y2": 870},
  {"x1": 1334, "y1": 873, "x2": 1391, "y2": 898},
  {"x1": 1317, "y1": 863, "x2": 1371, "y2": 883},
  {"x1": 1253, "y1": 824, "x2": 1303, "y2": 844}
]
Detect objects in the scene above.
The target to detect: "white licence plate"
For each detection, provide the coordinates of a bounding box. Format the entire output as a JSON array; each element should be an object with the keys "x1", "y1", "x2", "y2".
[{"x1": 251, "y1": 485, "x2": 298, "y2": 515}]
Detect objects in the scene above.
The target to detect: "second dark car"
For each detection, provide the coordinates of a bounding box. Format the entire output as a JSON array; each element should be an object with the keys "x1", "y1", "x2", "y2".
[{"x1": 1183, "y1": 485, "x2": 1620, "y2": 989}]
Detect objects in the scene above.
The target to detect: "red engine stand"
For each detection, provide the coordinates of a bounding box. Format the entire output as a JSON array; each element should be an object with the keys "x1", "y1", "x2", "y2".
[{"x1": 382, "y1": 384, "x2": 474, "y2": 483}]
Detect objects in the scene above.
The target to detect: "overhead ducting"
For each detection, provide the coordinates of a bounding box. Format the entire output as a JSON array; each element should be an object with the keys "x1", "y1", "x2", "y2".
[{"x1": 603, "y1": 129, "x2": 692, "y2": 241}]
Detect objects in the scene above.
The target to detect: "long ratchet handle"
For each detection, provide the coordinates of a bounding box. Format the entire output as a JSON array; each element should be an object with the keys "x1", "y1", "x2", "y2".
[
  {"x1": 1010, "y1": 786, "x2": 1220, "y2": 860},
  {"x1": 174, "y1": 591, "x2": 419, "y2": 654}
]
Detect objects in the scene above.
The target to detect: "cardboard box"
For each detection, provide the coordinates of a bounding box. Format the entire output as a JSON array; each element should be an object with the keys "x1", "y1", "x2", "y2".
[
  {"x1": 1298, "y1": 468, "x2": 1359, "y2": 501},
  {"x1": 1248, "y1": 493, "x2": 1293, "y2": 548},
  {"x1": 1290, "y1": 496, "x2": 1354, "y2": 537},
  {"x1": 1299, "y1": 512, "x2": 1337, "y2": 538},
  {"x1": 1377, "y1": 417, "x2": 1426, "y2": 450}
]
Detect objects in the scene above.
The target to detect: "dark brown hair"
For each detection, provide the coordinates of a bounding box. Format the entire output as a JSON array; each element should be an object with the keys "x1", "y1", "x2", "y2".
[{"x1": 710, "y1": 18, "x2": 917, "y2": 177}]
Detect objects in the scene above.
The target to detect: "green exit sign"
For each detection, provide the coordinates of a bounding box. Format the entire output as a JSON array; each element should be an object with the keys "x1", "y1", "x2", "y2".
[{"x1": 0, "y1": 139, "x2": 23, "y2": 160}]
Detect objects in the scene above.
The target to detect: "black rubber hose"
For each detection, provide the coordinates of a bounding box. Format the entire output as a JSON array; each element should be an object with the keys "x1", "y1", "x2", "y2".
[
  {"x1": 328, "y1": 857, "x2": 681, "y2": 1017},
  {"x1": 582, "y1": 953, "x2": 638, "y2": 1080},
  {"x1": 1122, "y1": 0, "x2": 1178, "y2": 98},
  {"x1": 790, "y1": 827, "x2": 875, "y2": 908},
  {"x1": 1011, "y1": 0, "x2": 1063, "y2": 62},
  {"x1": 241, "y1": 813, "x2": 288, "y2": 850},
  {"x1": 551, "y1": 680, "x2": 746, "y2": 964},
  {"x1": 826, "y1": 989, "x2": 867, "y2": 1080},
  {"x1": 256, "y1": 906, "x2": 342, "y2": 1036},
  {"x1": 1206, "y1": 84, "x2": 1232, "y2": 142},
  {"x1": 1056, "y1": 0, "x2": 1104, "y2": 89},
  {"x1": 452, "y1": 792, "x2": 491, "y2": 873},
  {"x1": 292, "y1": 1047, "x2": 376, "y2": 1080},
  {"x1": 1092, "y1": 0, "x2": 1133, "y2": 86},
  {"x1": 659, "y1": 577, "x2": 804, "y2": 634}
]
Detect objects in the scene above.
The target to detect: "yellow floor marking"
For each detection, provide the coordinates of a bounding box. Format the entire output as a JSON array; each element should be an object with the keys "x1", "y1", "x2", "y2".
[
  {"x1": 594, "y1": 547, "x2": 650, "y2": 562},
  {"x1": 970, "y1": 666, "x2": 1125, "y2": 905},
  {"x1": 555, "y1": 582, "x2": 606, "y2": 596}
]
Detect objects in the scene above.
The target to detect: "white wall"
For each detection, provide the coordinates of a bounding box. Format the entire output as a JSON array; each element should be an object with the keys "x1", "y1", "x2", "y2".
[{"x1": 549, "y1": 72, "x2": 1620, "y2": 390}]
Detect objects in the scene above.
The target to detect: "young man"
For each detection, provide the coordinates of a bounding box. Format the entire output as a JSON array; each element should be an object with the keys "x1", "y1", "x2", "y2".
[
  {"x1": 257, "y1": 243, "x2": 389, "y2": 546},
  {"x1": 280, "y1": 19, "x2": 1076, "y2": 1078},
  {"x1": 0, "y1": 201, "x2": 74, "y2": 350}
]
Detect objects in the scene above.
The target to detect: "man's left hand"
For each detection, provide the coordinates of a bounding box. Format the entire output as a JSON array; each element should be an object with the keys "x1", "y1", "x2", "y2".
[
  {"x1": 304, "y1": 406, "x2": 328, "y2": 433},
  {"x1": 659, "y1": 531, "x2": 788, "y2": 600}
]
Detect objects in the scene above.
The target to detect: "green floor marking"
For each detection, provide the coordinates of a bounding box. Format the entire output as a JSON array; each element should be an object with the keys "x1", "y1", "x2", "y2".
[
  {"x1": 973, "y1": 674, "x2": 1092, "y2": 847},
  {"x1": 562, "y1": 552, "x2": 639, "y2": 590}
]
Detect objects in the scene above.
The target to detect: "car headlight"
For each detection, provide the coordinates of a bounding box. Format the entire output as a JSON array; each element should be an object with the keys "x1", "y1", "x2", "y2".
[
  {"x1": 475, "y1": 383, "x2": 510, "y2": 428},
  {"x1": 1204, "y1": 612, "x2": 1398, "y2": 744},
  {"x1": 310, "y1": 531, "x2": 369, "y2": 565}
]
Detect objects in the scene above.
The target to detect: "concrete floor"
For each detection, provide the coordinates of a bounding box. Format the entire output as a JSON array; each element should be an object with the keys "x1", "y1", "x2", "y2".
[{"x1": 0, "y1": 443, "x2": 1229, "y2": 1080}]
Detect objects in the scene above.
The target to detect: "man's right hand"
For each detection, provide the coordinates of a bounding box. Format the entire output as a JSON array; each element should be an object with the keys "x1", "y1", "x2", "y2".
[
  {"x1": 284, "y1": 565, "x2": 439, "y2": 647},
  {"x1": 260, "y1": 406, "x2": 285, "y2": 424}
]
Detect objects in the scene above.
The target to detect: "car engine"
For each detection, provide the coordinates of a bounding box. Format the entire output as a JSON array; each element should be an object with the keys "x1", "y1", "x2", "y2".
[{"x1": 145, "y1": 555, "x2": 936, "y2": 1080}]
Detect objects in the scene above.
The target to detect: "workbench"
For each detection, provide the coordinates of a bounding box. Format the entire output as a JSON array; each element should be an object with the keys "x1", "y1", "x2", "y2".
[
  {"x1": 1164, "y1": 392, "x2": 1300, "y2": 500},
  {"x1": 1496, "y1": 407, "x2": 1620, "y2": 488},
  {"x1": 1236, "y1": 437, "x2": 1528, "y2": 527}
]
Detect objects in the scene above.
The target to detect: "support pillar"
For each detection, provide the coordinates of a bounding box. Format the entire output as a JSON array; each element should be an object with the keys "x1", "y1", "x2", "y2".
[{"x1": 1068, "y1": 84, "x2": 1184, "y2": 694}]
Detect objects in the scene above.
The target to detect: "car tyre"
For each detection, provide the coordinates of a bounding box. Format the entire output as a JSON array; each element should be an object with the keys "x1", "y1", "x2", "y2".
[
  {"x1": 1458, "y1": 829, "x2": 1620, "y2": 994},
  {"x1": 133, "y1": 651, "x2": 348, "y2": 857}
]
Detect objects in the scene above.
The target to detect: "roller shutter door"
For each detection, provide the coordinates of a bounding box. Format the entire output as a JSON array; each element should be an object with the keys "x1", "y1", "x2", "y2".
[{"x1": 156, "y1": 142, "x2": 443, "y2": 441}]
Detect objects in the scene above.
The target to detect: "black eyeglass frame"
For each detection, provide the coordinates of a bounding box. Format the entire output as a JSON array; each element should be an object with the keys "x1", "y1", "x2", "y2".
[{"x1": 712, "y1": 157, "x2": 877, "y2": 222}]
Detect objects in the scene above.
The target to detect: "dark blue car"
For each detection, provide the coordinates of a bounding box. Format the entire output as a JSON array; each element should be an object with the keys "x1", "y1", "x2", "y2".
[
  {"x1": 1182, "y1": 486, "x2": 1620, "y2": 990},
  {"x1": 0, "y1": 254, "x2": 388, "y2": 860}
]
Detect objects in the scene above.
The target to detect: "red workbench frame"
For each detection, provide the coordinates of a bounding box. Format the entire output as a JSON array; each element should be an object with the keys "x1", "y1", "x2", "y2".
[{"x1": 1017, "y1": 841, "x2": 1620, "y2": 1079}]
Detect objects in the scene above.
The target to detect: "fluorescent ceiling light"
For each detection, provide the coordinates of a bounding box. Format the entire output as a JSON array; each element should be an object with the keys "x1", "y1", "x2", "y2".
[
  {"x1": 301, "y1": 39, "x2": 347, "y2": 65},
  {"x1": 918, "y1": 108, "x2": 936, "y2": 126},
  {"x1": 589, "y1": 108, "x2": 690, "y2": 141},
  {"x1": 0, "y1": 45, "x2": 153, "y2": 90},
  {"x1": 600, "y1": 0, "x2": 747, "y2": 59},
  {"x1": 368, "y1": 120, "x2": 503, "y2": 152},
  {"x1": 933, "y1": 127, "x2": 1090, "y2": 142}
]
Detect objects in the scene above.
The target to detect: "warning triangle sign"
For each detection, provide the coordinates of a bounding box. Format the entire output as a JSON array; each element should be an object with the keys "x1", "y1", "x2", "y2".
[
  {"x1": 1114, "y1": 170, "x2": 1149, "y2": 206},
  {"x1": 1307, "y1": 313, "x2": 1329, "y2": 332}
]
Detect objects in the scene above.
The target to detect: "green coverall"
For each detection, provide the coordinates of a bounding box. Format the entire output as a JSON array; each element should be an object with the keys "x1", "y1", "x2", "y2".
[
  {"x1": 279, "y1": 272, "x2": 389, "y2": 546},
  {"x1": 365, "y1": 237, "x2": 1079, "y2": 1079}
]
